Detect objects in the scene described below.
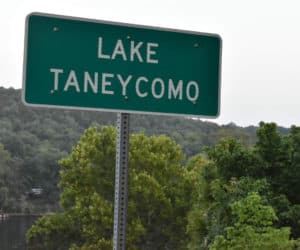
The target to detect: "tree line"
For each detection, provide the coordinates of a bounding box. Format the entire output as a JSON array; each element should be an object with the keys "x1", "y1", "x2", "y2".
[
  {"x1": 0, "y1": 87, "x2": 269, "y2": 213},
  {"x1": 26, "y1": 123, "x2": 300, "y2": 249},
  {"x1": 1, "y1": 87, "x2": 299, "y2": 249}
]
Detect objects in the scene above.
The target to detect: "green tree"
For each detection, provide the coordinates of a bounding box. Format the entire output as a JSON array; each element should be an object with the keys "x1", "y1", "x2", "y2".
[
  {"x1": 255, "y1": 123, "x2": 300, "y2": 238},
  {"x1": 27, "y1": 126, "x2": 192, "y2": 249},
  {"x1": 0, "y1": 143, "x2": 20, "y2": 211},
  {"x1": 186, "y1": 137, "x2": 269, "y2": 249},
  {"x1": 210, "y1": 192, "x2": 294, "y2": 250},
  {"x1": 187, "y1": 123, "x2": 300, "y2": 249},
  {"x1": 185, "y1": 154, "x2": 211, "y2": 250}
]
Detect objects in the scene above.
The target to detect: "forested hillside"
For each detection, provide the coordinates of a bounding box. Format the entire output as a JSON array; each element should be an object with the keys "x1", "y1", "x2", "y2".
[
  {"x1": 26, "y1": 123, "x2": 300, "y2": 249},
  {"x1": 0, "y1": 87, "x2": 288, "y2": 213}
]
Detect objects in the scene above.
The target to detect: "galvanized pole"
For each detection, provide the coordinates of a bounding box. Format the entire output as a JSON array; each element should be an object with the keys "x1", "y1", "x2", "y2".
[{"x1": 113, "y1": 113, "x2": 130, "y2": 250}]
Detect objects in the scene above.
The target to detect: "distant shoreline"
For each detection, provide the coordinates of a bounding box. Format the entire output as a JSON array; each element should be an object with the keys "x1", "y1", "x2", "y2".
[{"x1": 0, "y1": 213, "x2": 52, "y2": 218}]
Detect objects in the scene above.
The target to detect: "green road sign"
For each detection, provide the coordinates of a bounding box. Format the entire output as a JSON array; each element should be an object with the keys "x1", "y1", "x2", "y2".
[{"x1": 23, "y1": 12, "x2": 222, "y2": 117}]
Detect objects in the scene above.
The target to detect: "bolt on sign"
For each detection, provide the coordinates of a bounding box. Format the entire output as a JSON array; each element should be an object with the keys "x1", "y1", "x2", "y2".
[{"x1": 23, "y1": 12, "x2": 222, "y2": 117}]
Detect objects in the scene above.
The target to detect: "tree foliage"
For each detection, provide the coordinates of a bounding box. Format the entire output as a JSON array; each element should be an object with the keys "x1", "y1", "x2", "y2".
[
  {"x1": 0, "y1": 87, "x2": 263, "y2": 212},
  {"x1": 2, "y1": 87, "x2": 300, "y2": 248},
  {"x1": 0, "y1": 143, "x2": 20, "y2": 211},
  {"x1": 210, "y1": 192, "x2": 294, "y2": 250},
  {"x1": 27, "y1": 126, "x2": 193, "y2": 249},
  {"x1": 187, "y1": 122, "x2": 300, "y2": 249}
]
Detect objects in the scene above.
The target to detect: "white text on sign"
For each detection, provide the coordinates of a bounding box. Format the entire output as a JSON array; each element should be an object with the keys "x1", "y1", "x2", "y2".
[
  {"x1": 98, "y1": 37, "x2": 159, "y2": 64},
  {"x1": 49, "y1": 37, "x2": 200, "y2": 103}
]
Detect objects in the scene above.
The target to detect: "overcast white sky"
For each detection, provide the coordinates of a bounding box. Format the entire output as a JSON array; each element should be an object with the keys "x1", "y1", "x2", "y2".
[{"x1": 1, "y1": 0, "x2": 299, "y2": 127}]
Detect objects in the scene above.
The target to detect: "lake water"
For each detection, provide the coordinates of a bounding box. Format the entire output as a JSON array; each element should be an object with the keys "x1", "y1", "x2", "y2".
[{"x1": 0, "y1": 215, "x2": 39, "y2": 250}]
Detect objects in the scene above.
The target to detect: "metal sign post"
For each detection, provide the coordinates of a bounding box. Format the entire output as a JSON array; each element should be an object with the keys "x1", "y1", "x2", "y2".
[{"x1": 113, "y1": 113, "x2": 130, "y2": 250}]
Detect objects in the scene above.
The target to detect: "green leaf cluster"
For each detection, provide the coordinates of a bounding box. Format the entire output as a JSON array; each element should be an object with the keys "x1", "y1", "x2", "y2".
[
  {"x1": 27, "y1": 126, "x2": 193, "y2": 249},
  {"x1": 211, "y1": 193, "x2": 294, "y2": 250},
  {"x1": 187, "y1": 122, "x2": 300, "y2": 249}
]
